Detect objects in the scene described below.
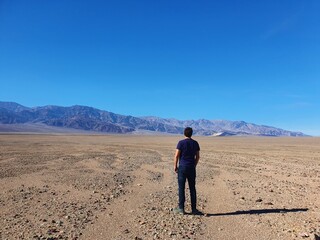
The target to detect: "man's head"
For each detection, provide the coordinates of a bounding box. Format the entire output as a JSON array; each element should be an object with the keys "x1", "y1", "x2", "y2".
[{"x1": 184, "y1": 127, "x2": 193, "y2": 138}]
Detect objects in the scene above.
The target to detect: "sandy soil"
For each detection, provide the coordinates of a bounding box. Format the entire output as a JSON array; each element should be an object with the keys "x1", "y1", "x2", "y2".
[{"x1": 0, "y1": 134, "x2": 319, "y2": 240}]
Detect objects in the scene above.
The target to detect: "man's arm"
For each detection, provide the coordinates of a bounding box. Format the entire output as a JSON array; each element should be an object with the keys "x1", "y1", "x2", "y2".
[
  {"x1": 174, "y1": 149, "x2": 180, "y2": 173},
  {"x1": 195, "y1": 151, "x2": 200, "y2": 166}
]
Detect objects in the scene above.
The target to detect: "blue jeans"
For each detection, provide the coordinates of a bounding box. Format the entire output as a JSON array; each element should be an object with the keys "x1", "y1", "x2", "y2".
[{"x1": 178, "y1": 165, "x2": 196, "y2": 211}]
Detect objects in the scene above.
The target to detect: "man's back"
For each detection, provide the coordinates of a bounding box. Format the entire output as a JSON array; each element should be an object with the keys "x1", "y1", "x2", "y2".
[{"x1": 176, "y1": 138, "x2": 200, "y2": 166}]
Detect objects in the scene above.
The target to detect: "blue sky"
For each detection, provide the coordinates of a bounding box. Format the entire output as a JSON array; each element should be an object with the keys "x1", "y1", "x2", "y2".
[{"x1": 0, "y1": 0, "x2": 319, "y2": 135}]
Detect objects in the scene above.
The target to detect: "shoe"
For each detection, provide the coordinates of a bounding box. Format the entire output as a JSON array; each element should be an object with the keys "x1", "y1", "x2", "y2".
[
  {"x1": 191, "y1": 209, "x2": 204, "y2": 215},
  {"x1": 173, "y1": 207, "x2": 185, "y2": 215}
]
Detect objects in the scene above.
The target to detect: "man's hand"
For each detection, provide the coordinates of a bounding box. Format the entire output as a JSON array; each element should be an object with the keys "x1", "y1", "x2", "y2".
[
  {"x1": 195, "y1": 151, "x2": 200, "y2": 166},
  {"x1": 174, "y1": 149, "x2": 181, "y2": 174}
]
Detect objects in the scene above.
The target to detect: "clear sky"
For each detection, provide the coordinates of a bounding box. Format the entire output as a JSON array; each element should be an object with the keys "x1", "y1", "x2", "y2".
[{"x1": 1, "y1": 0, "x2": 319, "y2": 135}]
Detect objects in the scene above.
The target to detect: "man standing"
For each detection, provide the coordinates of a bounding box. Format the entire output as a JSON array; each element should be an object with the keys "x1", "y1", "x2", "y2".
[{"x1": 174, "y1": 127, "x2": 201, "y2": 215}]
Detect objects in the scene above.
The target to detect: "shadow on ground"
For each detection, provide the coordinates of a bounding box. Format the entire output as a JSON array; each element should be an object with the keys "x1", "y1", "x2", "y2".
[{"x1": 205, "y1": 208, "x2": 308, "y2": 217}]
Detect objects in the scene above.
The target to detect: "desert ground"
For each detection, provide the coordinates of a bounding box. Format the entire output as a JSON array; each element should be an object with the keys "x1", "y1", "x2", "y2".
[{"x1": 0, "y1": 134, "x2": 319, "y2": 240}]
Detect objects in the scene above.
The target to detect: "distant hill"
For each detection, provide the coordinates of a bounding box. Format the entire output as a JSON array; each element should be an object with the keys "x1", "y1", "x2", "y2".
[{"x1": 0, "y1": 101, "x2": 307, "y2": 136}]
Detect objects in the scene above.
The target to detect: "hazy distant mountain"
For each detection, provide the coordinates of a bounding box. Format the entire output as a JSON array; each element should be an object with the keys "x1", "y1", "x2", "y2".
[
  {"x1": 0, "y1": 101, "x2": 307, "y2": 136},
  {"x1": 0, "y1": 102, "x2": 30, "y2": 112},
  {"x1": 141, "y1": 117, "x2": 306, "y2": 136}
]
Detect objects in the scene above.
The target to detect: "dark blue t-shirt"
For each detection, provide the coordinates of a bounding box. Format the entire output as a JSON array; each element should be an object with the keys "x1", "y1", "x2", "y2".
[{"x1": 176, "y1": 138, "x2": 200, "y2": 166}]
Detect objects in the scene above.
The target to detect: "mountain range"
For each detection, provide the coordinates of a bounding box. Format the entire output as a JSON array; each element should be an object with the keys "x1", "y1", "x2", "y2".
[{"x1": 0, "y1": 101, "x2": 307, "y2": 136}]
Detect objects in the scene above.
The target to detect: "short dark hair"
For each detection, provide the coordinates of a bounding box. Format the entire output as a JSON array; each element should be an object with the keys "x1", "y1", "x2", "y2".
[{"x1": 184, "y1": 127, "x2": 193, "y2": 138}]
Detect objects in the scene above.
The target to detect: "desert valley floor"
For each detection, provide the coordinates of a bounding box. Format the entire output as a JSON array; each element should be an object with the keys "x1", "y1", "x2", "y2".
[{"x1": 0, "y1": 134, "x2": 319, "y2": 240}]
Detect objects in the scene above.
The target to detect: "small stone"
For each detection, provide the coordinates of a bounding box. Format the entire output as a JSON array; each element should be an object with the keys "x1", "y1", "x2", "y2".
[{"x1": 299, "y1": 232, "x2": 309, "y2": 238}]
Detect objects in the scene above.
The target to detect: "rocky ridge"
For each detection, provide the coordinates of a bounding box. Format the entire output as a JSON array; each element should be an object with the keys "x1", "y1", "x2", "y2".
[{"x1": 0, "y1": 101, "x2": 307, "y2": 136}]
